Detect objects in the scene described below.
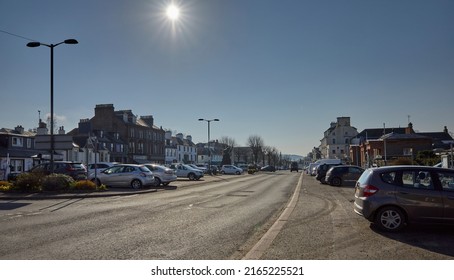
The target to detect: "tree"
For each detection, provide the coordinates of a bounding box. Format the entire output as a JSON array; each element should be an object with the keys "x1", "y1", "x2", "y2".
[
  {"x1": 247, "y1": 135, "x2": 264, "y2": 164},
  {"x1": 219, "y1": 136, "x2": 237, "y2": 165}
]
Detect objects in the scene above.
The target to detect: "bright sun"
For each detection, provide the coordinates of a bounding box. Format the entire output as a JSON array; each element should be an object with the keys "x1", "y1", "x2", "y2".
[{"x1": 166, "y1": 4, "x2": 180, "y2": 20}]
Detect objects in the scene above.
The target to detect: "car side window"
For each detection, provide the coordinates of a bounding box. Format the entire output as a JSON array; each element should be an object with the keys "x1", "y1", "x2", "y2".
[
  {"x1": 402, "y1": 170, "x2": 434, "y2": 189},
  {"x1": 381, "y1": 172, "x2": 397, "y2": 185},
  {"x1": 437, "y1": 171, "x2": 454, "y2": 191}
]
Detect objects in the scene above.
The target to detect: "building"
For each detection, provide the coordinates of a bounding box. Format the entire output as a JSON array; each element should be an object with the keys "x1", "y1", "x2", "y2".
[
  {"x1": 165, "y1": 131, "x2": 197, "y2": 164},
  {"x1": 319, "y1": 117, "x2": 358, "y2": 161},
  {"x1": 351, "y1": 123, "x2": 454, "y2": 168},
  {"x1": 0, "y1": 125, "x2": 38, "y2": 179},
  {"x1": 69, "y1": 104, "x2": 166, "y2": 164}
]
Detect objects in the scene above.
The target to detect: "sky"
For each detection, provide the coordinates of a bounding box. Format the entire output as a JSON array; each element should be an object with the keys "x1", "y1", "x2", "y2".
[{"x1": 1, "y1": 0, "x2": 453, "y2": 157}]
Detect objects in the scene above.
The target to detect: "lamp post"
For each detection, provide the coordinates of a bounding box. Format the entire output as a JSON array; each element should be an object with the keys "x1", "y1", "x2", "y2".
[
  {"x1": 198, "y1": 118, "x2": 219, "y2": 175},
  {"x1": 27, "y1": 39, "x2": 78, "y2": 173}
]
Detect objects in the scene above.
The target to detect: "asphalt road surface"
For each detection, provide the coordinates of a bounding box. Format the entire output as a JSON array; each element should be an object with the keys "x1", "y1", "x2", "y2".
[{"x1": 0, "y1": 172, "x2": 298, "y2": 259}]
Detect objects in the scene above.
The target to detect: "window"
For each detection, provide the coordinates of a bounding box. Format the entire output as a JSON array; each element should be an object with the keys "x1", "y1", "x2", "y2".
[
  {"x1": 403, "y1": 148, "x2": 413, "y2": 156},
  {"x1": 402, "y1": 170, "x2": 434, "y2": 189},
  {"x1": 27, "y1": 138, "x2": 32, "y2": 148},
  {"x1": 437, "y1": 171, "x2": 454, "y2": 191},
  {"x1": 12, "y1": 137, "x2": 23, "y2": 147},
  {"x1": 381, "y1": 172, "x2": 397, "y2": 184},
  {"x1": 332, "y1": 139, "x2": 336, "y2": 144}
]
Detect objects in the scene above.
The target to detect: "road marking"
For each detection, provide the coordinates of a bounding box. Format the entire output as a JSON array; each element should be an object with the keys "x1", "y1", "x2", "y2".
[{"x1": 242, "y1": 172, "x2": 303, "y2": 260}]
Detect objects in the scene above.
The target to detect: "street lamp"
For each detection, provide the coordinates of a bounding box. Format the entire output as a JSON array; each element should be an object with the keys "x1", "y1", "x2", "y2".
[
  {"x1": 198, "y1": 118, "x2": 219, "y2": 175},
  {"x1": 27, "y1": 39, "x2": 78, "y2": 173}
]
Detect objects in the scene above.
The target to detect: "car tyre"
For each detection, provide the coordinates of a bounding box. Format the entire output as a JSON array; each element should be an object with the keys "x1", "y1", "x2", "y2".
[
  {"x1": 374, "y1": 206, "x2": 406, "y2": 232},
  {"x1": 188, "y1": 173, "x2": 196, "y2": 180},
  {"x1": 154, "y1": 177, "x2": 161, "y2": 186},
  {"x1": 331, "y1": 177, "x2": 342, "y2": 186},
  {"x1": 131, "y1": 179, "x2": 142, "y2": 189}
]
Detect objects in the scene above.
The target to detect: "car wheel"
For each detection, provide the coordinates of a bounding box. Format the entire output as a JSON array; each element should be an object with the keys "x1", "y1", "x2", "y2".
[
  {"x1": 154, "y1": 177, "x2": 162, "y2": 186},
  {"x1": 235, "y1": 171, "x2": 240, "y2": 175},
  {"x1": 131, "y1": 179, "x2": 142, "y2": 189},
  {"x1": 331, "y1": 177, "x2": 342, "y2": 186},
  {"x1": 188, "y1": 173, "x2": 196, "y2": 180},
  {"x1": 374, "y1": 206, "x2": 406, "y2": 232},
  {"x1": 221, "y1": 171, "x2": 225, "y2": 174}
]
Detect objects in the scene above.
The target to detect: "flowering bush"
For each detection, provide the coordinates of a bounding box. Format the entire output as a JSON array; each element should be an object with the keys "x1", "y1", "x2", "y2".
[
  {"x1": 42, "y1": 174, "x2": 74, "y2": 191},
  {"x1": 72, "y1": 179, "x2": 97, "y2": 191},
  {"x1": 14, "y1": 172, "x2": 45, "y2": 192},
  {"x1": 0, "y1": 181, "x2": 13, "y2": 192}
]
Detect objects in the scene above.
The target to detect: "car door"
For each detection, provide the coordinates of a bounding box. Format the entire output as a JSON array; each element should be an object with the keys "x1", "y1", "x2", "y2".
[
  {"x1": 395, "y1": 169, "x2": 443, "y2": 223},
  {"x1": 344, "y1": 167, "x2": 363, "y2": 185},
  {"x1": 435, "y1": 170, "x2": 454, "y2": 223},
  {"x1": 102, "y1": 166, "x2": 124, "y2": 186}
]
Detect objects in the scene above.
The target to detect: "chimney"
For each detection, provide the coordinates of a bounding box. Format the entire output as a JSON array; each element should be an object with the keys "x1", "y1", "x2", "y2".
[
  {"x1": 58, "y1": 126, "x2": 65, "y2": 135},
  {"x1": 14, "y1": 125, "x2": 24, "y2": 134},
  {"x1": 444, "y1": 126, "x2": 448, "y2": 133},
  {"x1": 405, "y1": 122, "x2": 413, "y2": 134}
]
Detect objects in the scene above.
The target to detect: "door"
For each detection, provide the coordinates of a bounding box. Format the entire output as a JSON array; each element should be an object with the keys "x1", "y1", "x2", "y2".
[
  {"x1": 344, "y1": 167, "x2": 363, "y2": 185},
  {"x1": 395, "y1": 169, "x2": 443, "y2": 223},
  {"x1": 435, "y1": 170, "x2": 454, "y2": 223}
]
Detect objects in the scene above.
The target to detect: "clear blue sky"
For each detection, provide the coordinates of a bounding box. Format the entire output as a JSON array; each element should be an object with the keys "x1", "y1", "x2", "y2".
[{"x1": 1, "y1": 0, "x2": 453, "y2": 156}]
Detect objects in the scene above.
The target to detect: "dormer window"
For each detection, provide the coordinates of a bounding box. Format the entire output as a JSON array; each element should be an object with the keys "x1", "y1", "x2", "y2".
[{"x1": 12, "y1": 137, "x2": 23, "y2": 147}]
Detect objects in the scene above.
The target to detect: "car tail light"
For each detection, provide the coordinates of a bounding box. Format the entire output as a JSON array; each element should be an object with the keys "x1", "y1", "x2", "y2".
[
  {"x1": 165, "y1": 170, "x2": 175, "y2": 175},
  {"x1": 362, "y1": 185, "x2": 379, "y2": 197}
]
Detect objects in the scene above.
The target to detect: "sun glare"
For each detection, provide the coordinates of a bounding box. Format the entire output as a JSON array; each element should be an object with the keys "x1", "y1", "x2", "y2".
[{"x1": 166, "y1": 4, "x2": 180, "y2": 20}]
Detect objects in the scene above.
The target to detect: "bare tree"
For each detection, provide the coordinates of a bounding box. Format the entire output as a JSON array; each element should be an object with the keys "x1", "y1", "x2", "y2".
[
  {"x1": 219, "y1": 136, "x2": 237, "y2": 165},
  {"x1": 247, "y1": 135, "x2": 264, "y2": 164}
]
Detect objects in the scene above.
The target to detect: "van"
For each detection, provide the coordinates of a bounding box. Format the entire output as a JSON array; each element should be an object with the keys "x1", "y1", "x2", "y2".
[
  {"x1": 315, "y1": 159, "x2": 342, "y2": 165},
  {"x1": 309, "y1": 159, "x2": 342, "y2": 176}
]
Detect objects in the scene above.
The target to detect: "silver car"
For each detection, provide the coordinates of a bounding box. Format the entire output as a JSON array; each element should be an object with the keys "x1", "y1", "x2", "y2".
[
  {"x1": 144, "y1": 164, "x2": 177, "y2": 186},
  {"x1": 354, "y1": 165, "x2": 454, "y2": 232},
  {"x1": 90, "y1": 164, "x2": 155, "y2": 189}
]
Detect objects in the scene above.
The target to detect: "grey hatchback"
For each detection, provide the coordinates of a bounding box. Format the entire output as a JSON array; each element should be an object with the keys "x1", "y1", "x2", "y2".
[{"x1": 354, "y1": 165, "x2": 454, "y2": 232}]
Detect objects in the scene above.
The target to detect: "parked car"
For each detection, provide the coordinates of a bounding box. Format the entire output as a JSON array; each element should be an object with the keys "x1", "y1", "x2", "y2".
[
  {"x1": 89, "y1": 164, "x2": 155, "y2": 189},
  {"x1": 221, "y1": 165, "x2": 243, "y2": 175},
  {"x1": 188, "y1": 164, "x2": 207, "y2": 174},
  {"x1": 325, "y1": 165, "x2": 364, "y2": 186},
  {"x1": 195, "y1": 164, "x2": 209, "y2": 173},
  {"x1": 144, "y1": 164, "x2": 177, "y2": 186},
  {"x1": 87, "y1": 162, "x2": 118, "y2": 173},
  {"x1": 316, "y1": 163, "x2": 342, "y2": 183},
  {"x1": 261, "y1": 165, "x2": 276, "y2": 172},
  {"x1": 168, "y1": 163, "x2": 204, "y2": 180},
  {"x1": 290, "y1": 161, "x2": 299, "y2": 172},
  {"x1": 354, "y1": 165, "x2": 454, "y2": 232},
  {"x1": 29, "y1": 161, "x2": 87, "y2": 180}
]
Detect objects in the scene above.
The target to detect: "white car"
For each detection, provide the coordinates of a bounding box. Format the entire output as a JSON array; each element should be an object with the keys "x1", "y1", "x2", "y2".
[
  {"x1": 144, "y1": 164, "x2": 177, "y2": 186},
  {"x1": 168, "y1": 163, "x2": 204, "y2": 180},
  {"x1": 89, "y1": 164, "x2": 155, "y2": 189},
  {"x1": 87, "y1": 162, "x2": 119, "y2": 176},
  {"x1": 221, "y1": 165, "x2": 243, "y2": 175}
]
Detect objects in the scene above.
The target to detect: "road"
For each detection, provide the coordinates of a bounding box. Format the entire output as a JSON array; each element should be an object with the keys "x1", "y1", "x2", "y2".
[
  {"x1": 2, "y1": 171, "x2": 454, "y2": 260},
  {"x1": 0, "y1": 172, "x2": 299, "y2": 259}
]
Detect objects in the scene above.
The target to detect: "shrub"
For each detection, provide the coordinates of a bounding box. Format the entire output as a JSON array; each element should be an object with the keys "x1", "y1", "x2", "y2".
[
  {"x1": 42, "y1": 174, "x2": 74, "y2": 191},
  {"x1": 14, "y1": 172, "x2": 45, "y2": 192},
  {"x1": 72, "y1": 180, "x2": 97, "y2": 191},
  {"x1": 0, "y1": 181, "x2": 13, "y2": 192},
  {"x1": 389, "y1": 157, "x2": 414, "y2": 166}
]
